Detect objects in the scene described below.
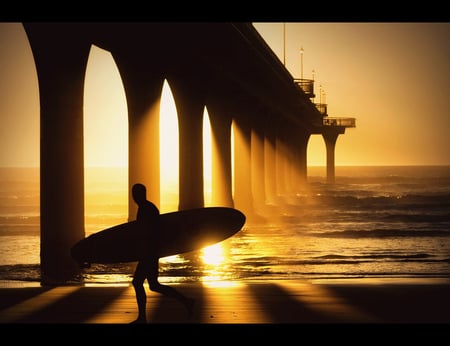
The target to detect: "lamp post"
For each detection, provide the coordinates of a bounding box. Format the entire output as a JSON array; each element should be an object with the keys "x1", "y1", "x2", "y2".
[
  {"x1": 319, "y1": 84, "x2": 322, "y2": 105},
  {"x1": 283, "y1": 23, "x2": 286, "y2": 66},
  {"x1": 300, "y1": 46, "x2": 304, "y2": 80},
  {"x1": 312, "y1": 69, "x2": 315, "y2": 102}
]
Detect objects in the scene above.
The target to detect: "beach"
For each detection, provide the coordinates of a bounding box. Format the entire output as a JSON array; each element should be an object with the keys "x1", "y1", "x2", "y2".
[
  {"x1": 1, "y1": 166, "x2": 449, "y2": 327},
  {"x1": 1, "y1": 278, "x2": 449, "y2": 324}
]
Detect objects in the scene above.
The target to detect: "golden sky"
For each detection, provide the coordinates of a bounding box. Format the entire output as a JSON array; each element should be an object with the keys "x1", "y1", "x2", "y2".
[
  {"x1": 254, "y1": 23, "x2": 450, "y2": 166},
  {"x1": 0, "y1": 22, "x2": 449, "y2": 167}
]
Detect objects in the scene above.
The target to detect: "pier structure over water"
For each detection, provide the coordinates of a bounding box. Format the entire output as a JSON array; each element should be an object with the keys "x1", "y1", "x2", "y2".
[
  {"x1": 295, "y1": 78, "x2": 356, "y2": 182},
  {"x1": 22, "y1": 23, "x2": 355, "y2": 283}
]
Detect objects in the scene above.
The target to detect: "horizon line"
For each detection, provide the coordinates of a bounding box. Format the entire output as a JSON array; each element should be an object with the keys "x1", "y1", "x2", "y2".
[{"x1": 1, "y1": 164, "x2": 450, "y2": 169}]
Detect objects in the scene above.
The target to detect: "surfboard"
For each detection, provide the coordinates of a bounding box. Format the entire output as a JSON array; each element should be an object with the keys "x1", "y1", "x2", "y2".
[{"x1": 71, "y1": 207, "x2": 246, "y2": 266}]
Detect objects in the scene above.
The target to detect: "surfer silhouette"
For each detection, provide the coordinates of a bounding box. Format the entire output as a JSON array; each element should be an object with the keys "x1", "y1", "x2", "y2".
[{"x1": 131, "y1": 183, "x2": 195, "y2": 323}]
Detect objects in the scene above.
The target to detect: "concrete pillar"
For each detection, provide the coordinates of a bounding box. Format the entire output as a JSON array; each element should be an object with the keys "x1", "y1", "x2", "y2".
[
  {"x1": 299, "y1": 134, "x2": 310, "y2": 184},
  {"x1": 251, "y1": 127, "x2": 266, "y2": 212},
  {"x1": 233, "y1": 116, "x2": 253, "y2": 216},
  {"x1": 264, "y1": 123, "x2": 277, "y2": 205},
  {"x1": 169, "y1": 78, "x2": 205, "y2": 210},
  {"x1": 24, "y1": 24, "x2": 91, "y2": 284},
  {"x1": 112, "y1": 51, "x2": 164, "y2": 219},
  {"x1": 207, "y1": 104, "x2": 234, "y2": 208},
  {"x1": 322, "y1": 128, "x2": 343, "y2": 183},
  {"x1": 288, "y1": 129, "x2": 310, "y2": 191},
  {"x1": 276, "y1": 126, "x2": 290, "y2": 197}
]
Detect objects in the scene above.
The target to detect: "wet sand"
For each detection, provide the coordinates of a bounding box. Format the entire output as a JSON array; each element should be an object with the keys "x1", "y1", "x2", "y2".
[{"x1": 0, "y1": 278, "x2": 449, "y2": 324}]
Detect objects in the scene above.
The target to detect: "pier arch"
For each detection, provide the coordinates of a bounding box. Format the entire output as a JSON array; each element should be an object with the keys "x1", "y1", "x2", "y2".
[{"x1": 22, "y1": 22, "x2": 343, "y2": 284}]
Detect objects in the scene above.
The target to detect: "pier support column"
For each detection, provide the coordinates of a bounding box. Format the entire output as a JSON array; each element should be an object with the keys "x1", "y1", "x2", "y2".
[
  {"x1": 127, "y1": 86, "x2": 163, "y2": 218},
  {"x1": 251, "y1": 126, "x2": 266, "y2": 213},
  {"x1": 276, "y1": 125, "x2": 290, "y2": 198},
  {"x1": 24, "y1": 24, "x2": 91, "y2": 284},
  {"x1": 207, "y1": 104, "x2": 234, "y2": 208},
  {"x1": 169, "y1": 78, "x2": 205, "y2": 210},
  {"x1": 264, "y1": 123, "x2": 277, "y2": 205},
  {"x1": 291, "y1": 130, "x2": 310, "y2": 190},
  {"x1": 322, "y1": 127, "x2": 344, "y2": 183},
  {"x1": 114, "y1": 52, "x2": 165, "y2": 218},
  {"x1": 276, "y1": 125, "x2": 309, "y2": 199},
  {"x1": 233, "y1": 116, "x2": 254, "y2": 216}
]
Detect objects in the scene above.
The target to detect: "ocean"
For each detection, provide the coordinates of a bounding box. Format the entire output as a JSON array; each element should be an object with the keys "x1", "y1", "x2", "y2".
[{"x1": 0, "y1": 165, "x2": 449, "y2": 286}]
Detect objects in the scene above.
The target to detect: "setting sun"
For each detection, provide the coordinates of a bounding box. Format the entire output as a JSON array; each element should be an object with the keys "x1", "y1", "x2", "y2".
[{"x1": 201, "y1": 243, "x2": 225, "y2": 266}]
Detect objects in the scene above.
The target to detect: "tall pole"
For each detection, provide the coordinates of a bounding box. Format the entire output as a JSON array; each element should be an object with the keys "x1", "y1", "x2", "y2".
[
  {"x1": 283, "y1": 23, "x2": 286, "y2": 66},
  {"x1": 319, "y1": 84, "x2": 322, "y2": 105},
  {"x1": 300, "y1": 46, "x2": 304, "y2": 80},
  {"x1": 312, "y1": 69, "x2": 315, "y2": 102}
]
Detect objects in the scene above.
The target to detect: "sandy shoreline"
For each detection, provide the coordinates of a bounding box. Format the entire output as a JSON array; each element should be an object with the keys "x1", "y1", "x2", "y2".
[{"x1": 0, "y1": 277, "x2": 449, "y2": 324}]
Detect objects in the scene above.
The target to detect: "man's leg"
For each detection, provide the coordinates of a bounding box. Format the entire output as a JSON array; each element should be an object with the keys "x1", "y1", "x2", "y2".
[
  {"x1": 147, "y1": 258, "x2": 195, "y2": 317},
  {"x1": 131, "y1": 261, "x2": 148, "y2": 323}
]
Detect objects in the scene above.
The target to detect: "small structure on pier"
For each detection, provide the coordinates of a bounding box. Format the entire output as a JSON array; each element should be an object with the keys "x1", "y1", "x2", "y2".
[{"x1": 294, "y1": 77, "x2": 356, "y2": 182}]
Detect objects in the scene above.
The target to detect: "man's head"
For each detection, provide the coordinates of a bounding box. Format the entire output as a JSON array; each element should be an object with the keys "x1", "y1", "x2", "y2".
[{"x1": 132, "y1": 183, "x2": 147, "y2": 204}]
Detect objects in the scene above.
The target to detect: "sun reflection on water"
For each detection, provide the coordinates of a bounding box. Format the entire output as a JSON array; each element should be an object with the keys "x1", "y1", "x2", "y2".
[
  {"x1": 201, "y1": 243, "x2": 225, "y2": 266},
  {"x1": 198, "y1": 242, "x2": 238, "y2": 283}
]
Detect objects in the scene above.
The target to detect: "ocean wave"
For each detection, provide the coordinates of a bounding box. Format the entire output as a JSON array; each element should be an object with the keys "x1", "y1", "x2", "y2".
[
  {"x1": 0, "y1": 264, "x2": 41, "y2": 282},
  {"x1": 315, "y1": 253, "x2": 433, "y2": 260},
  {"x1": 311, "y1": 229, "x2": 450, "y2": 238},
  {"x1": 295, "y1": 193, "x2": 450, "y2": 209},
  {"x1": 0, "y1": 225, "x2": 40, "y2": 236},
  {"x1": 376, "y1": 213, "x2": 450, "y2": 223},
  {"x1": 1, "y1": 166, "x2": 449, "y2": 283},
  {"x1": 0, "y1": 215, "x2": 40, "y2": 224}
]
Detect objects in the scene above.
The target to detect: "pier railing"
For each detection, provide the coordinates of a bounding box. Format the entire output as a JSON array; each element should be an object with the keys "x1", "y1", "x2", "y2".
[
  {"x1": 323, "y1": 117, "x2": 356, "y2": 127},
  {"x1": 294, "y1": 78, "x2": 315, "y2": 98},
  {"x1": 314, "y1": 103, "x2": 327, "y2": 116},
  {"x1": 293, "y1": 78, "x2": 356, "y2": 129}
]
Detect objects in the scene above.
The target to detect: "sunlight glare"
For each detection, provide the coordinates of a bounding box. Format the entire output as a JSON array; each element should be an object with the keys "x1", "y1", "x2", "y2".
[
  {"x1": 203, "y1": 108, "x2": 212, "y2": 206},
  {"x1": 159, "y1": 80, "x2": 179, "y2": 213},
  {"x1": 160, "y1": 254, "x2": 186, "y2": 264},
  {"x1": 201, "y1": 243, "x2": 225, "y2": 266},
  {"x1": 201, "y1": 280, "x2": 241, "y2": 288},
  {"x1": 231, "y1": 121, "x2": 236, "y2": 196}
]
